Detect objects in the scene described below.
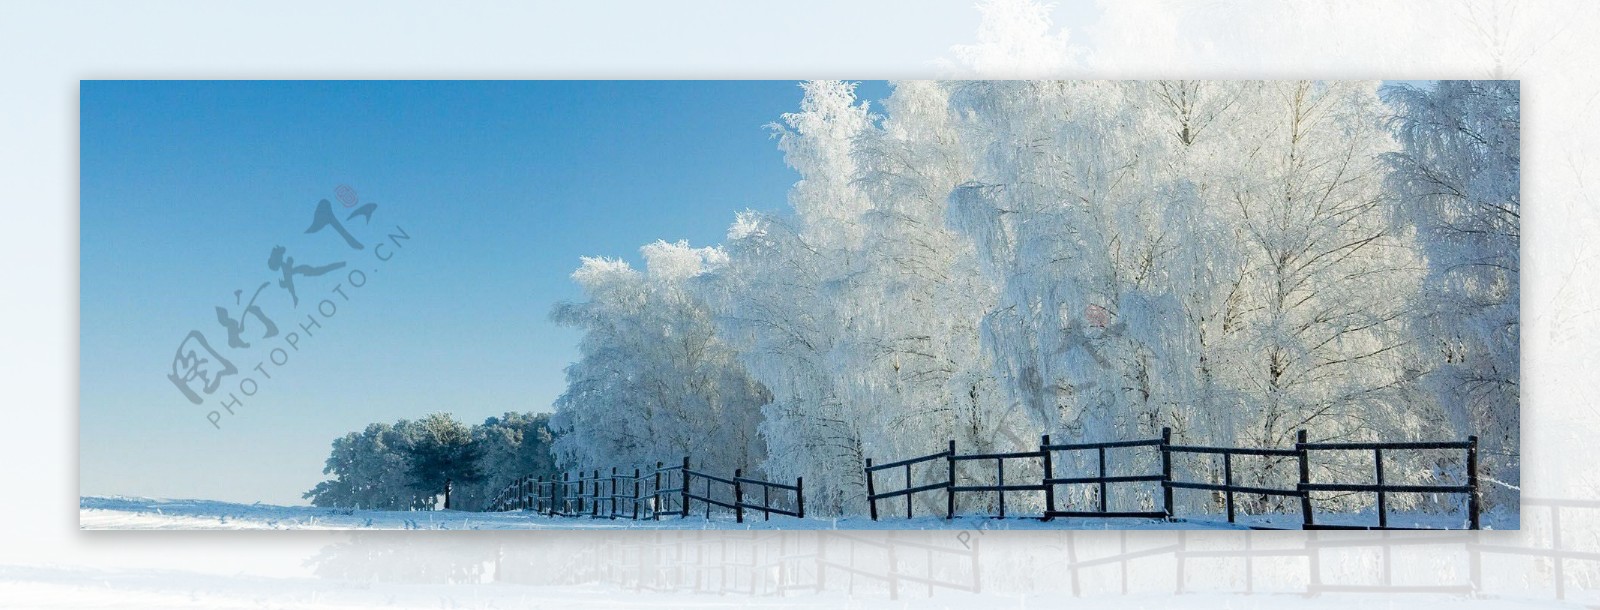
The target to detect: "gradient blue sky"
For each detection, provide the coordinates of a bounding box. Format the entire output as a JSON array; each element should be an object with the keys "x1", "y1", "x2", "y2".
[{"x1": 81, "y1": 80, "x2": 892, "y2": 505}]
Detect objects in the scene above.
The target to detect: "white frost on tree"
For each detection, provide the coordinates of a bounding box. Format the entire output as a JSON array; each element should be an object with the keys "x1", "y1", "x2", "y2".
[
  {"x1": 1384, "y1": 80, "x2": 1520, "y2": 510},
  {"x1": 549, "y1": 241, "x2": 769, "y2": 478}
]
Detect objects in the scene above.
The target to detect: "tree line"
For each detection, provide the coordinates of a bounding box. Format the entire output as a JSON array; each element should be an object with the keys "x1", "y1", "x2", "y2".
[
  {"x1": 304, "y1": 412, "x2": 557, "y2": 511},
  {"x1": 548, "y1": 80, "x2": 1518, "y2": 518}
]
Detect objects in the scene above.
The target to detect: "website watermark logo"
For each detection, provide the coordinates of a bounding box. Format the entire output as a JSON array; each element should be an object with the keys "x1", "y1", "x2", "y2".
[{"x1": 165, "y1": 189, "x2": 411, "y2": 429}]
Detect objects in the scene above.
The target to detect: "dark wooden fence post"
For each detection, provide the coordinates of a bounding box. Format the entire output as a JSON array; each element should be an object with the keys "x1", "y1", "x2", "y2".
[
  {"x1": 947, "y1": 440, "x2": 956, "y2": 519},
  {"x1": 681, "y1": 456, "x2": 691, "y2": 518},
  {"x1": 1161, "y1": 427, "x2": 1174, "y2": 519},
  {"x1": 997, "y1": 457, "x2": 1006, "y2": 519},
  {"x1": 610, "y1": 467, "x2": 619, "y2": 519},
  {"x1": 905, "y1": 462, "x2": 914, "y2": 519},
  {"x1": 1098, "y1": 446, "x2": 1109, "y2": 514},
  {"x1": 592, "y1": 470, "x2": 601, "y2": 517},
  {"x1": 865, "y1": 458, "x2": 878, "y2": 521},
  {"x1": 734, "y1": 468, "x2": 745, "y2": 524},
  {"x1": 654, "y1": 461, "x2": 663, "y2": 520},
  {"x1": 577, "y1": 471, "x2": 586, "y2": 515},
  {"x1": 763, "y1": 482, "x2": 771, "y2": 521},
  {"x1": 1468, "y1": 435, "x2": 1480, "y2": 530},
  {"x1": 796, "y1": 476, "x2": 805, "y2": 519},
  {"x1": 1223, "y1": 452, "x2": 1235, "y2": 523},
  {"x1": 633, "y1": 468, "x2": 642, "y2": 519},
  {"x1": 1297, "y1": 430, "x2": 1313, "y2": 529},
  {"x1": 1374, "y1": 448, "x2": 1387, "y2": 528},
  {"x1": 1041, "y1": 435, "x2": 1056, "y2": 520}
]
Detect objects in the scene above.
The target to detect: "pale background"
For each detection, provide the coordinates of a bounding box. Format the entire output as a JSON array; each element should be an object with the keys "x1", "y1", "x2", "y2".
[{"x1": 5, "y1": 0, "x2": 1596, "y2": 606}]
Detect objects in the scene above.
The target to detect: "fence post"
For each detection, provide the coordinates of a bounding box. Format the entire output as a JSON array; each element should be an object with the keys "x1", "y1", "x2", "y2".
[
  {"x1": 681, "y1": 456, "x2": 691, "y2": 518},
  {"x1": 905, "y1": 463, "x2": 914, "y2": 519},
  {"x1": 1297, "y1": 430, "x2": 1313, "y2": 529},
  {"x1": 796, "y1": 476, "x2": 805, "y2": 519},
  {"x1": 1223, "y1": 452, "x2": 1235, "y2": 523},
  {"x1": 1041, "y1": 435, "x2": 1056, "y2": 520},
  {"x1": 1161, "y1": 427, "x2": 1173, "y2": 519},
  {"x1": 610, "y1": 467, "x2": 619, "y2": 519},
  {"x1": 633, "y1": 468, "x2": 642, "y2": 520},
  {"x1": 1374, "y1": 448, "x2": 1387, "y2": 529},
  {"x1": 865, "y1": 458, "x2": 878, "y2": 521},
  {"x1": 947, "y1": 440, "x2": 957, "y2": 519},
  {"x1": 763, "y1": 483, "x2": 771, "y2": 521},
  {"x1": 997, "y1": 457, "x2": 1006, "y2": 519},
  {"x1": 1098, "y1": 446, "x2": 1109, "y2": 514},
  {"x1": 654, "y1": 461, "x2": 664, "y2": 520},
  {"x1": 1467, "y1": 435, "x2": 1480, "y2": 530},
  {"x1": 734, "y1": 468, "x2": 745, "y2": 524},
  {"x1": 577, "y1": 471, "x2": 586, "y2": 516},
  {"x1": 592, "y1": 470, "x2": 601, "y2": 517}
]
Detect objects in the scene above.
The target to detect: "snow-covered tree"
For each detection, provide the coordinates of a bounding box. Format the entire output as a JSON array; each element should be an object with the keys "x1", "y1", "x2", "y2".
[
  {"x1": 304, "y1": 421, "x2": 425, "y2": 510},
  {"x1": 550, "y1": 241, "x2": 769, "y2": 477},
  {"x1": 307, "y1": 412, "x2": 558, "y2": 511},
  {"x1": 452, "y1": 412, "x2": 559, "y2": 511},
  {"x1": 1193, "y1": 81, "x2": 1429, "y2": 512},
  {"x1": 713, "y1": 81, "x2": 1016, "y2": 516},
  {"x1": 1384, "y1": 80, "x2": 1520, "y2": 510},
  {"x1": 404, "y1": 412, "x2": 482, "y2": 510}
]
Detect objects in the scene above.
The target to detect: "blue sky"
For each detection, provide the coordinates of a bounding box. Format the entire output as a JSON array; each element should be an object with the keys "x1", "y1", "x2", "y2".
[{"x1": 80, "y1": 80, "x2": 892, "y2": 505}]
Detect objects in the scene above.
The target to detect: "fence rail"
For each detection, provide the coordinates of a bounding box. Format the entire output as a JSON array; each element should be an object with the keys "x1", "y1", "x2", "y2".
[{"x1": 863, "y1": 428, "x2": 1481, "y2": 530}]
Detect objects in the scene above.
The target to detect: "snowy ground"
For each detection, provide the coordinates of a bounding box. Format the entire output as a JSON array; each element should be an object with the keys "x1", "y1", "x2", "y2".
[
  {"x1": 80, "y1": 496, "x2": 1506, "y2": 530},
  {"x1": 3, "y1": 574, "x2": 1572, "y2": 610},
  {"x1": 49, "y1": 497, "x2": 1569, "y2": 608},
  {"x1": 81, "y1": 496, "x2": 1213, "y2": 530}
]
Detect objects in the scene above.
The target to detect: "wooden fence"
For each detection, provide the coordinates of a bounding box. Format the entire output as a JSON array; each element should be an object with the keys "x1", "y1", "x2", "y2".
[
  {"x1": 865, "y1": 428, "x2": 1482, "y2": 530},
  {"x1": 490, "y1": 457, "x2": 803, "y2": 524}
]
